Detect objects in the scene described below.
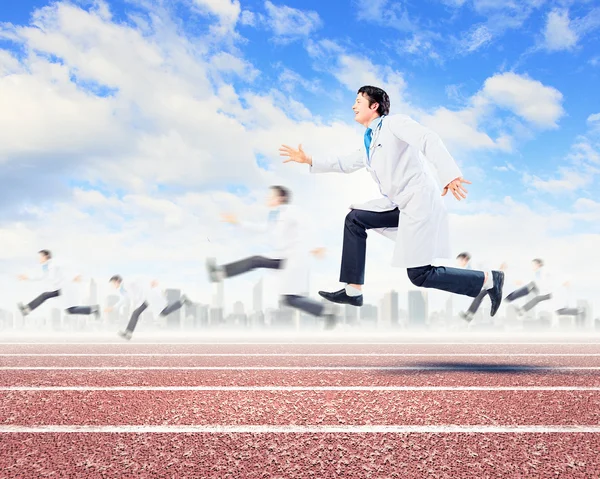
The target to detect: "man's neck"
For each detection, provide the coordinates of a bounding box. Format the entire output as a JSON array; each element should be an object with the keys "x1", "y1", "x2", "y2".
[{"x1": 363, "y1": 114, "x2": 381, "y2": 128}]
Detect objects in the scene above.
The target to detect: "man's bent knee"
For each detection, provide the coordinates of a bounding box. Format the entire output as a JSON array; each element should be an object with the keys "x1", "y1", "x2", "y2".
[{"x1": 407, "y1": 267, "x2": 430, "y2": 287}]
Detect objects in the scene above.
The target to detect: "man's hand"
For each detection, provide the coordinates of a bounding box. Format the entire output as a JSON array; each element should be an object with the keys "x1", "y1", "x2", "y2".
[
  {"x1": 73, "y1": 275, "x2": 82, "y2": 283},
  {"x1": 499, "y1": 262, "x2": 507, "y2": 272},
  {"x1": 279, "y1": 144, "x2": 312, "y2": 166},
  {"x1": 221, "y1": 213, "x2": 238, "y2": 225},
  {"x1": 442, "y1": 177, "x2": 471, "y2": 201},
  {"x1": 310, "y1": 247, "x2": 326, "y2": 259},
  {"x1": 150, "y1": 280, "x2": 158, "y2": 288},
  {"x1": 17, "y1": 274, "x2": 28, "y2": 281},
  {"x1": 104, "y1": 306, "x2": 113, "y2": 313}
]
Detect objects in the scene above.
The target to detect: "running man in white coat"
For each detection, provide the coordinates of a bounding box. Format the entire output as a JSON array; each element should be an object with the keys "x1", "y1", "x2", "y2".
[
  {"x1": 205, "y1": 185, "x2": 338, "y2": 329},
  {"x1": 17, "y1": 249, "x2": 100, "y2": 319},
  {"x1": 105, "y1": 275, "x2": 193, "y2": 340},
  {"x1": 279, "y1": 86, "x2": 505, "y2": 316},
  {"x1": 505, "y1": 258, "x2": 553, "y2": 316}
]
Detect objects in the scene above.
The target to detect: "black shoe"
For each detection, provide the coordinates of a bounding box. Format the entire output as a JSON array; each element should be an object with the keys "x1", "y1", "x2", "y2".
[
  {"x1": 17, "y1": 302, "x2": 30, "y2": 317},
  {"x1": 93, "y1": 306, "x2": 101, "y2": 320},
  {"x1": 180, "y1": 294, "x2": 193, "y2": 307},
  {"x1": 318, "y1": 289, "x2": 363, "y2": 307},
  {"x1": 205, "y1": 258, "x2": 223, "y2": 283},
  {"x1": 322, "y1": 313, "x2": 338, "y2": 330},
  {"x1": 118, "y1": 330, "x2": 132, "y2": 341},
  {"x1": 487, "y1": 271, "x2": 504, "y2": 317}
]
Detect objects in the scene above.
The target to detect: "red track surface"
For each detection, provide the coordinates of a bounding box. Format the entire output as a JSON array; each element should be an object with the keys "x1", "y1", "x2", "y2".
[{"x1": 1, "y1": 339, "x2": 599, "y2": 478}]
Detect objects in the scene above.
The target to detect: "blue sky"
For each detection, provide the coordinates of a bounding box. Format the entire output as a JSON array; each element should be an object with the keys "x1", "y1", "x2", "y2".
[{"x1": 1, "y1": 0, "x2": 600, "y2": 312}]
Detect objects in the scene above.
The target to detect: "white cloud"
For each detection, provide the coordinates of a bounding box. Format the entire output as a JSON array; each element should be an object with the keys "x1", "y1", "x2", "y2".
[
  {"x1": 523, "y1": 169, "x2": 593, "y2": 193},
  {"x1": 398, "y1": 34, "x2": 441, "y2": 61},
  {"x1": 264, "y1": 1, "x2": 322, "y2": 39},
  {"x1": 587, "y1": 113, "x2": 600, "y2": 133},
  {"x1": 479, "y1": 72, "x2": 564, "y2": 128},
  {"x1": 355, "y1": 0, "x2": 413, "y2": 31},
  {"x1": 192, "y1": 0, "x2": 242, "y2": 35},
  {"x1": 543, "y1": 9, "x2": 578, "y2": 51},
  {"x1": 210, "y1": 52, "x2": 260, "y2": 82},
  {"x1": 458, "y1": 24, "x2": 493, "y2": 53}
]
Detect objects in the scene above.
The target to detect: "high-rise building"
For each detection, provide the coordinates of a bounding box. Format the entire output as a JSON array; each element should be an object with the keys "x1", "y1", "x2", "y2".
[
  {"x1": 253, "y1": 279, "x2": 263, "y2": 313},
  {"x1": 51, "y1": 308, "x2": 62, "y2": 331},
  {"x1": 89, "y1": 278, "x2": 98, "y2": 305},
  {"x1": 380, "y1": 290, "x2": 399, "y2": 327},
  {"x1": 165, "y1": 289, "x2": 182, "y2": 329},
  {"x1": 577, "y1": 299, "x2": 593, "y2": 328},
  {"x1": 444, "y1": 295, "x2": 453, "y2": 323},
  {"x1": 360, "y1": 304, "x2": 378, "y2": 325},
  {"x1": 408, "y1": 290, "x2": 427, "y2": 328},
  {"x1": 344, "y1": 304, "x2": 359, "y2": 325}
]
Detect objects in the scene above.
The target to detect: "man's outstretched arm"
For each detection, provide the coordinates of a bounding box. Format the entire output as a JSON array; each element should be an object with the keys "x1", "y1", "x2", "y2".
[{"x1": 279, "y1": 143, "x2": 366, "y2": 174}]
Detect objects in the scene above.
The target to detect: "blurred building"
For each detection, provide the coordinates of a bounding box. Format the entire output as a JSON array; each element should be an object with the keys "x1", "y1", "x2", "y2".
[
  {"x1": 165, "y1": 289, "x2": 182, "y2": 329},
  {"x1": 408, "y1": 290, "x2": 428, "y2": 328},
  {"x1": 253, "y1": 279, "x2": 263, "y2": 313}
]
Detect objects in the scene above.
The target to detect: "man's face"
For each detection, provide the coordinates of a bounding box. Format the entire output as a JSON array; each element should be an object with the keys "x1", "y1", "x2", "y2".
[
  {"x1": 352, "y1": 93, "x2": 378, "y2": 125},
  {"x1": 38, "y1": 253, "x2": 48, "y2": 264},
  {"x1": 532, "y1": 261, "x2": 541, "y2": 271},
  {"x1": 110, "y1": 280, "x2": 120, "y2": 290},
  {"x1": 457, "y1": 257, "x2": 469, "y2": 268},
  {"x1": 266, "y1": 189, "x2": 281, "y2": 208}
]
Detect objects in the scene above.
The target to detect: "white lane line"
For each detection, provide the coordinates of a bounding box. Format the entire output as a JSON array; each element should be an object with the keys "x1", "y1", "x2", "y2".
[
  {"x1": 2, "y1": 366, "x2": 600, "y2": 371},
  {"x1": 1, "y1": 425, "x2": 600, "y2": 433},
  {"x1": 2, "y1": 353, "x2": 599, "y2": 357},
  {"x1": 2, "y1": 386, "x2": 600, "y2": 391},
  {"x1": 1, "y1": 342, "x2": 600, "y2": 346}
]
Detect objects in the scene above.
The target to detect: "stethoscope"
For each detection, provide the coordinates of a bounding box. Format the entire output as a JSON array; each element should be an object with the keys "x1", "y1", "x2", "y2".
[{"x1": 366, "y1": 115, "x2": 385, "y2": 167}]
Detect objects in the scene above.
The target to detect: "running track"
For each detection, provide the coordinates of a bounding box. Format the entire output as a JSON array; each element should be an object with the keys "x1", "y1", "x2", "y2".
[{"x1": 1, "y1": 334, "x2": 599, "y2": 478}]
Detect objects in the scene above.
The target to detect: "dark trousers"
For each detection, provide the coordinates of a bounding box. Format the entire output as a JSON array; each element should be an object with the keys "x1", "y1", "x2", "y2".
[
  {"x1": 466, "y1": 289, "x2": 488, "y2": 314},
  {"x1": 557, "y1": 307, "x2": 581, "y2": 316},
  {"x1": 223, "y1": 256, "x2": 283, "y2": 277},
  {"x1": 281, "y1": 295, "x2": 325, "y2": 317},
  {"x1": 521, "y1": 294, "x2": 552, "y2": 312},
  {"x1": 65, "y1": 306, "x2": 97, "y2": 315},
  {"x1": 506, "y1": 282, "x2": 537, "y2": 302},
  {"x1": 126, "y1": 300, "x2": 186, "y2": 333},
  {"x1": 341, "y1": 209, "x2": 485, "y2": 298},
  {"x1": 222, "y1": 256, "x2": 325, "y2": 317},
  {"x1": 27, "y1": 290, "x2": 61, "y2": 311}
]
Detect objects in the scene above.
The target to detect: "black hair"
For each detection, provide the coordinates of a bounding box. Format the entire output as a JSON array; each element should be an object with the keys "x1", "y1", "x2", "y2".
[
  {"x1": 532, "y1": 258, "x2": 544, "y2": 267},
  {"x1": 456, "y1": 252, "x2": 471, "y2": 261},
  {"x1": 38, "y1": 249, "x2": 52, "y2": 259},
  {"x1": 109, "y1": 275, "x2": 123, "y2": 283},
  {"x1": 270, "y1": 185, "x2": 291, "y2": 204},
  {"x1": 357, "y1": 86, "x2": 390, "y2": 116}
]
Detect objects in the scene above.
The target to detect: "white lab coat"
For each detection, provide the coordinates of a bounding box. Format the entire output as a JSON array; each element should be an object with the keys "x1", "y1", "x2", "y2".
[
  {"x1": 311, "y1": 114, "x2": 462, "y2": 268},
  {"x1": 28, "y1": 260, "x2": 66, "y2": 293},
  {"x1": 531, "y1": 267, "x2": 553, "y2": 296},
  {"x1": 113, "y1": 276, "x2": 168, "y2": 317},
  {"x1": 239, "y1": 204, "x2": 310, "y2": 295},
  {"x1": 25, "y1": 261, "x2": 91, "y2": 310}
]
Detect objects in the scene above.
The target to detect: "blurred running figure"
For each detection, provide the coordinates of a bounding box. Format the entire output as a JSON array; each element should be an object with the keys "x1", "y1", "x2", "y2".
[
  {"x1": 17, "y1": 249, "x2": 100, "y2": 319},
  {"x1": 106, "y1": 275, "x2": 193, "y2": 340},
  {"x1": 456, "y1": 252, "x2": 507, "y2": 322},
  {"x1": 505, "y1": 258, "x2": 552, "y2": 316},
  {"x1": 280, "y1": 86, "x2": 505, "y2": 316},
  {"x1": 205, "y1": 185, "x2": 338, "y2": 329}
]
